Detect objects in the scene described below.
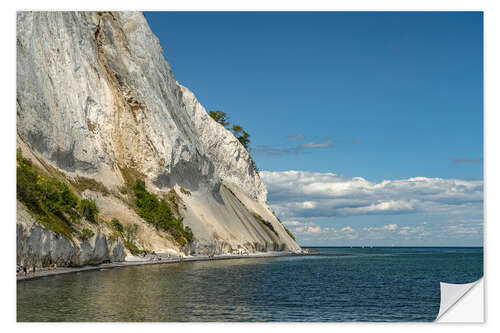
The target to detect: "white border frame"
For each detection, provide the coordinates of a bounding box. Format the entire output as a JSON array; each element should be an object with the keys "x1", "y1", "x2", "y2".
[{"x1": 2, "y1": 1, "x2": 497, "y2": 332}]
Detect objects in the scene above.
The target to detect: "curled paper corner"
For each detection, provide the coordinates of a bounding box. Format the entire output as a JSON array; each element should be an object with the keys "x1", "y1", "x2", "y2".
[{"x1": 435, "y1": 278, "x2": 484, "y2": 322}]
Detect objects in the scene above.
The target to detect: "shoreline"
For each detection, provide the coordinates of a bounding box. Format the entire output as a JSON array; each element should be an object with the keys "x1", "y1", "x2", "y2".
[{"x1": 17, "y1": 251, "x2": 303, "y2": 282}]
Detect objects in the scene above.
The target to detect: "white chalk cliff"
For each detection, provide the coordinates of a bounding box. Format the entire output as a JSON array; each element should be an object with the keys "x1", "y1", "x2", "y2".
[{"x1": 16, "y1": 11, "x2": 300, "y2": 266}]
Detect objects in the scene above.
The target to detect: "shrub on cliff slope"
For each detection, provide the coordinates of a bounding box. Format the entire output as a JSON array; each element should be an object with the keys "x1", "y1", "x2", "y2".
[
  {"x1": 251, "y1": 213, "x2": 279, "y2": 237},
  {"x1": 123, "y1": 224, "x2": 141, "y2": 254},
  {"x1": 17, "y1": 149, "x2": 101, "y2": 240},
  {"x1": 78, "y1": 199, "x2": 99, "y2": 223},
  {"x1": 284, "y1": 226, "x2": 296, "y2": 241},
  {"x1": 184, "y1": 226, "x2": 194, "y2": 243},
  {"x1": 111, "y1": 218, "x2": 124, "y2": 233},
  {"x1": 272, "y1": 211, "x2": 296, "y2": 241},
  {"x1": 17, "y1": 150, "x2": 76, "y2": 239},
  {"x1": 80, "y1": 228, "x2": 95, "y2": 240},
  {"x1": 133, "y1": 179, "x2": 193, "y2": 246}
]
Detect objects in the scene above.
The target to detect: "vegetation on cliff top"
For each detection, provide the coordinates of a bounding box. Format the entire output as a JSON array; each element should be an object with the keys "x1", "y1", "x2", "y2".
[
  {"x1": 209, "y1": 110, "x2": 258, "y2": 173},
  {"x1": 208, "y1": 110, "x2": 230, "y2": 128},
  {"x1": 209, "y1": 110, "x2": 251, "y2": 149}
]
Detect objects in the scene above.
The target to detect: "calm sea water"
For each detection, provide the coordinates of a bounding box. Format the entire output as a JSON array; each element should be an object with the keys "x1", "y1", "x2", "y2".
[{"x1": 17, "y1": 247, "x2": 483, "y2": 322}]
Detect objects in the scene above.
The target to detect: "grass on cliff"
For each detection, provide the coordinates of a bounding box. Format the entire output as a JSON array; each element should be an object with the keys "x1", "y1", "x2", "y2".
[
  {"x1": 133, "y1": 179, "x2": 193, "y2": 246},
  {"x1": 70, "y1": 176, "x2": 109, "y2": 196},
  {"x1": 16, "y1": 149, "x2": 100, "y2": 240},
  {"x1": 251, "y1": 211, "x2": 296, "y2": 241},
  {"x1": 283, "y1": 226, "x2": 296, "y2": 241},
  {"x1": 108, "y1": 218, "x2": 146, "y2": 255},
  {"x1": 251, "y1": 213, "x2": 279, "y2": 237},
  {"x1": 271, "y1": 211, "x2": 296, "y2": 241},
  {"x1": 122, "y1": 223, "x2": 144, "y2": 255},
  {"x1": 79, "y1": 228, "x2": 95, "y2": 240}
]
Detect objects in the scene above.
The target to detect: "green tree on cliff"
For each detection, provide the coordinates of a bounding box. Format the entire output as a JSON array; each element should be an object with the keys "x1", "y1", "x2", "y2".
[
  {"x1": 232, "y1": 125, "x2": 251, "y2": 149},
  {"x1": 209, "y1": 111, "x2": 257, "y2": 173},
  {"x1": 209, "y1": 110, "x2": 230, "y2": 128}
]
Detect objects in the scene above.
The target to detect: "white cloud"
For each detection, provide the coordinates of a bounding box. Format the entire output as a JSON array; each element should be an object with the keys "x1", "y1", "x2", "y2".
[
  {"x1": 384, "y1": 224, "x2": 398, "y2": 230},
  {"x1": 292, "y1": 222, "x2": 323, "y2": 234},
  {"x1": 399, "y1": 227, "x2": 410, "y2": 235},
  {"x1": 282, "y1": 220, "x2": 303, "y2": 226},
  {"x1": 307, "y1": 225, "x2": 322, "y2": 233},
  {"x1": 446, "y1": 225, "x2": 481, "y2": 234},
  {"x1": 301, "y1": 201, "x2": 316, "y2": 209},
  {"x1": 299, "y1": 141, "x2": 333, "y2": 149},
  {"x1": 260, "y1": 170, "x2": 483, "y2": 219}
]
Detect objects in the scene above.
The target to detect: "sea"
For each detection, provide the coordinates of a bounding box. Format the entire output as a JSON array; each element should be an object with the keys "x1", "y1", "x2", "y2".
[{"x1": 17, "y1": 247, "x2": 483, "y2": 322}]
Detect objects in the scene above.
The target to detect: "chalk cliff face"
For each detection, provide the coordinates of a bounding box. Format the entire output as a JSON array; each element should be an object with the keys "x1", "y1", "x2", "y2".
[
  {"x1": 17, "y1": 202, "x2": 126, "y2": 266},
  {"x1": 16, "y1": 11, "x2": 300, "y2": 265}
]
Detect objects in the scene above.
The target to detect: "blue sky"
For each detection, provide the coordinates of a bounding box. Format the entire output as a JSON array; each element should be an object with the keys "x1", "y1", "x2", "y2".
[{"x1": 145, "y1": 12, "x2": 483, "y2": 246}]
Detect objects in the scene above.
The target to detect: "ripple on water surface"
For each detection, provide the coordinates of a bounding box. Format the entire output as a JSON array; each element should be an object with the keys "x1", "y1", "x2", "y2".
[{"x1": 17, "y1": 247, "x2": 483, "y2": 322}]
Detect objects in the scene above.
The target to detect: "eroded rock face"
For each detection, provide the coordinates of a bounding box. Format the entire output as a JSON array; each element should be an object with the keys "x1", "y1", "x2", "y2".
[
  {"x1": 16, "y1": 203, "x2": 126, "y2": 266},
  {"x1": 16, "y1": 11, "x2": 300, "y2": 257}
]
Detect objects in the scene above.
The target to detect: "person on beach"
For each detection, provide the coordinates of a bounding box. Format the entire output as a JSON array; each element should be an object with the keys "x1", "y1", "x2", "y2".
[{"x1": 23, "y1": 266, "x2": 27, "y2": 276}]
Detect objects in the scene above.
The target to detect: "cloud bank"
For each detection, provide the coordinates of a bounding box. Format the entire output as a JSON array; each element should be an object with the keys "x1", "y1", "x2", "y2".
[
  {"x1": 281, "y1": 219, "x2": 482, "y2": 246},
  {"x1": 260, "y1": 170, "x2": 483, "y2": 219}
]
